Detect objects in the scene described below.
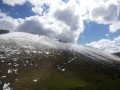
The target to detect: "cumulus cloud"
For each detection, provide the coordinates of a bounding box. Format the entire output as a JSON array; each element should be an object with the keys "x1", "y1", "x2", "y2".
[
  {"x1": 0, "y1": 0, "x2": 84, "y2": 43},
  {"x1": 82, "y1": 0, "x2": 119, "y2": 24},
  {"x1": 0, "y1": 10, "x2": 22, "y2": 31},
  {"x1": 54, "y1": 7, "x2": 80, "y2": 31},
  {"x1": 29, "y1": 0, "x2": 65, "y2": 14},
  {"x1": 2, "y1": 0, "x2": 26, "y2": 6},
  {"x1": 1, "y1": 0, "x2": 120, "y2": 43},
  {"x1": 86, "y1": 36, "x2": 120, "y2": 53},
  {"x1": 110, "y1": 22, "x2": 120, "y2": 32},
  {"x1": 17, "y1": 16, "x2": 53, "y2": 36},
  {"x1": 0, "y1": 17, "x2": 18, "y2": 31},
  {"x1": 2, "y1": 0, "x2": 65, "y2": 15},
  {"x1": 90, "y1": 3, "x2": 119, "y2": 24},
  {"x1": 80, "y1": 0, "x2": 120, "y2": 32},
  {"x1": 0, "y1": 10, "x2": 7, "y2": 18},
  {"x1": 16, "y1": 10, "x2": 83, "y2": 43}
]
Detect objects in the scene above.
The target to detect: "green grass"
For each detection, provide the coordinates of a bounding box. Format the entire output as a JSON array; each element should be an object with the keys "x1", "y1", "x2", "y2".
[
  {"x1": 19, "y1": 71, "x2": 88, "y2": 90},
  {"x1": 71, "y1": 79, "x2": 120, "y2": 90},
  {"x1": 1, "y1": 48, "x2": 120, "y2": 90}
]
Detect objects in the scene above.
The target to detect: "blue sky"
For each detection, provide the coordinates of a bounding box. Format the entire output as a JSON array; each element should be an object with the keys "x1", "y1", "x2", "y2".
[
  {"x1": 0, "y1": 0, "x2": 120, "y2": 52},
  {"x1": 0, "y1": 0, "x2": 35, "y2": 18},
  {"x1": 78, "y1": 21, "x2": 120, "y2": 44}
]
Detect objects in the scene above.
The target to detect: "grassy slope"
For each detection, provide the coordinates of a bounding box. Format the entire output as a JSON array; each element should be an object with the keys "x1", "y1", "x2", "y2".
[
  {"x1": 17, "y1": 51, "x2": 111, "y2": 90},
  {"x1": 0, "y1": 41, "x2": 120, "y2": 90},
  {"x1": 22, "y1": 71, "x2": 87, "y2": 90},
  {"x1": 71, "y1": 79, "x2": 120, "y2": 90}
]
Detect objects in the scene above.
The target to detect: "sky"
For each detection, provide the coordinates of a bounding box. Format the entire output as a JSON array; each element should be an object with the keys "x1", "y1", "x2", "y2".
[{"x1": 0, "y1": 0, "x2": 120, "y2": 53}]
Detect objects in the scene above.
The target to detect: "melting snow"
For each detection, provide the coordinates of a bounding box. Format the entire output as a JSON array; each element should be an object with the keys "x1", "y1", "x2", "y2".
[
  {"x1": 64, "y1": 52, "x2": 76, "y2": 64},
  {"x1": 7, "y1": 69, "x2": 18, "y2": 74},
  {"x1": 0, "y1": 32, "x2": 120, "y2": 89},
  {"x1": 33, "y1": 78, "x2": 39, "y2": 82},
  {"x1": 0, "y1": 57, "x2": 5, "y2": 59},
  {"x1": 0, "y1": 32, "x2": 120, "y2": 72},
  {"x1": 57, "y1": 65, "x2": 61, "y2": 70},
  {"x1": 1, "y1": 76, "x2": 6, "y2": 78},
  {"x1": 3, "y1": 83, "x2": 11, "y2": 90},
  {"x1": 61, "y1": 68, "x2": 65, "y2": 71},
  {"x1": 45, "y1": 52, "x2": 49, "y2": 55},
  {"x1": 2, "y1": 60, "x2": 5, "y2": 62},
  {"x1": 7, "y1": 63, "x2": 12, "y2": 66},
  {"x1": 0, "y1": 32, "x2": 119, "y2": 62},
  {"x1": 14, "y1": 63, "x2": 19, "y2": 67},
  {"x1": 57, "y1": 65, "x2": 65, "y2": 71},
  {"x1": 33, "y1": 51, "x2": 37, "y2": 53}
]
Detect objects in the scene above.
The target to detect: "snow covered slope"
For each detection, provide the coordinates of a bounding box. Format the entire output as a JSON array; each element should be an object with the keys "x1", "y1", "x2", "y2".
[
  {"x1": 0, "y1": 32, "x2": 120, "y2": 90},
  {"x1": 0, "y1": 32, "x2": 119, "y2": 60}
]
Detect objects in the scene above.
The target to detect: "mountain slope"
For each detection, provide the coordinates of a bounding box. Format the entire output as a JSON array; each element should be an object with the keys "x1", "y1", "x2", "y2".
[
  {"x1": 114, "y1": 52, "x2": 120, "y2": 57},
  {"x1": 0, "y1": 32, "x2": 120, "y2": 90},
  {"x1": 0, "y1": 29, "x2": 9, "y2": 34}
]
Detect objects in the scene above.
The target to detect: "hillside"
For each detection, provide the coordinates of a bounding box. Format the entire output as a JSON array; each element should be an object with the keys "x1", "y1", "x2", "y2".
[
  {"x1": 114, "y1": 52, "x2": 120, "y2": 57},
  {"x1": 0, "y1": 32, "x2": 120, "y2": 90},
  {"x1": 0, "y1": 30, "x2": 9, "y2": 34}
]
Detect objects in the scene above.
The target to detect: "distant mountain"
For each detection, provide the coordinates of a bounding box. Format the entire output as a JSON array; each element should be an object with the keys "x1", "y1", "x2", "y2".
[
  {"x1": 0, "y1": 29, "x2": 9, "y2": 34},
  {"x1": 113, "y1": 52, "x2": 120, "y2": 57},
  {"x1": 0, "y1": 32, "x2": 120, "y2": 90}
]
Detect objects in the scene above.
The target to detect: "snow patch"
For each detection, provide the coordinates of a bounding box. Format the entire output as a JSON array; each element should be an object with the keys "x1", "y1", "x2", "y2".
[
  {"x1": 33, "y1": 78, "x2": 39, "y2": 82},
  {"x1": 0, "y1": 32, "x2": 120, "y2": 67},
  {"x1": 3, "y1": 83, "x2": 11, "y2": 90},
  {"x1": 61, "y1": 68, "x2": 65, "y2": 71},
  {"x1": 1, "y1": 76, "x2": 6, "y2": 78},
  {"x1": 7, "y1": 69, "x2": 18, "y2": 74}
]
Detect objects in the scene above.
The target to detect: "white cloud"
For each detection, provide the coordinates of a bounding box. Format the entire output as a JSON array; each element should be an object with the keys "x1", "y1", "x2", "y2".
[
  {"x1": 0, "y1": 17, "x2": 18, "y2": 31},
  {"x1": 0, "y1": 10, "x2": 7, "y2": 18},
  {"x1": 32, "y1": 6, "x2": 45, "y2": 15},
  {"x1": 2, "y1": 0, "x2": 26, "y2": 6},
  {"x1": 13, "y1": 0, "x2": 83, "y2": 43},
  {"x1": 16, "y1": 9, "x2": 83, "y2": 43},
  {"x1": 0, "y1": 0, "x2": 84, "y2": 43},
  {"x1": 88, "y1": 0, "x2": 119, "y2": 24},
  {"x1": 0, "y1": 11, "x2": 22, "y2": 31},
  {"x1": 2, "y1": 0, "x2": 65, "y2": 15},
  {"x1": 29, "y1": 0, "x2": 64, "y2": 15},
  {"x1": 110, "y1": 21, "x2": 120, "y2": 32},
  {"x1": 17, "y1": 16, "x2": 54, "y2": 36},
  {"x1": 86, "y1": 36, "x2": 120, "y2": 53},
  {"x1": 54, "y1": 7, "x2": 80, "y2": 31},
  {"x1": 2, "y1": 0, "x2": 120, "y2": 43},
  {"x1": 79, "y1": 0, "x2": 120, "y2": 32}
]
